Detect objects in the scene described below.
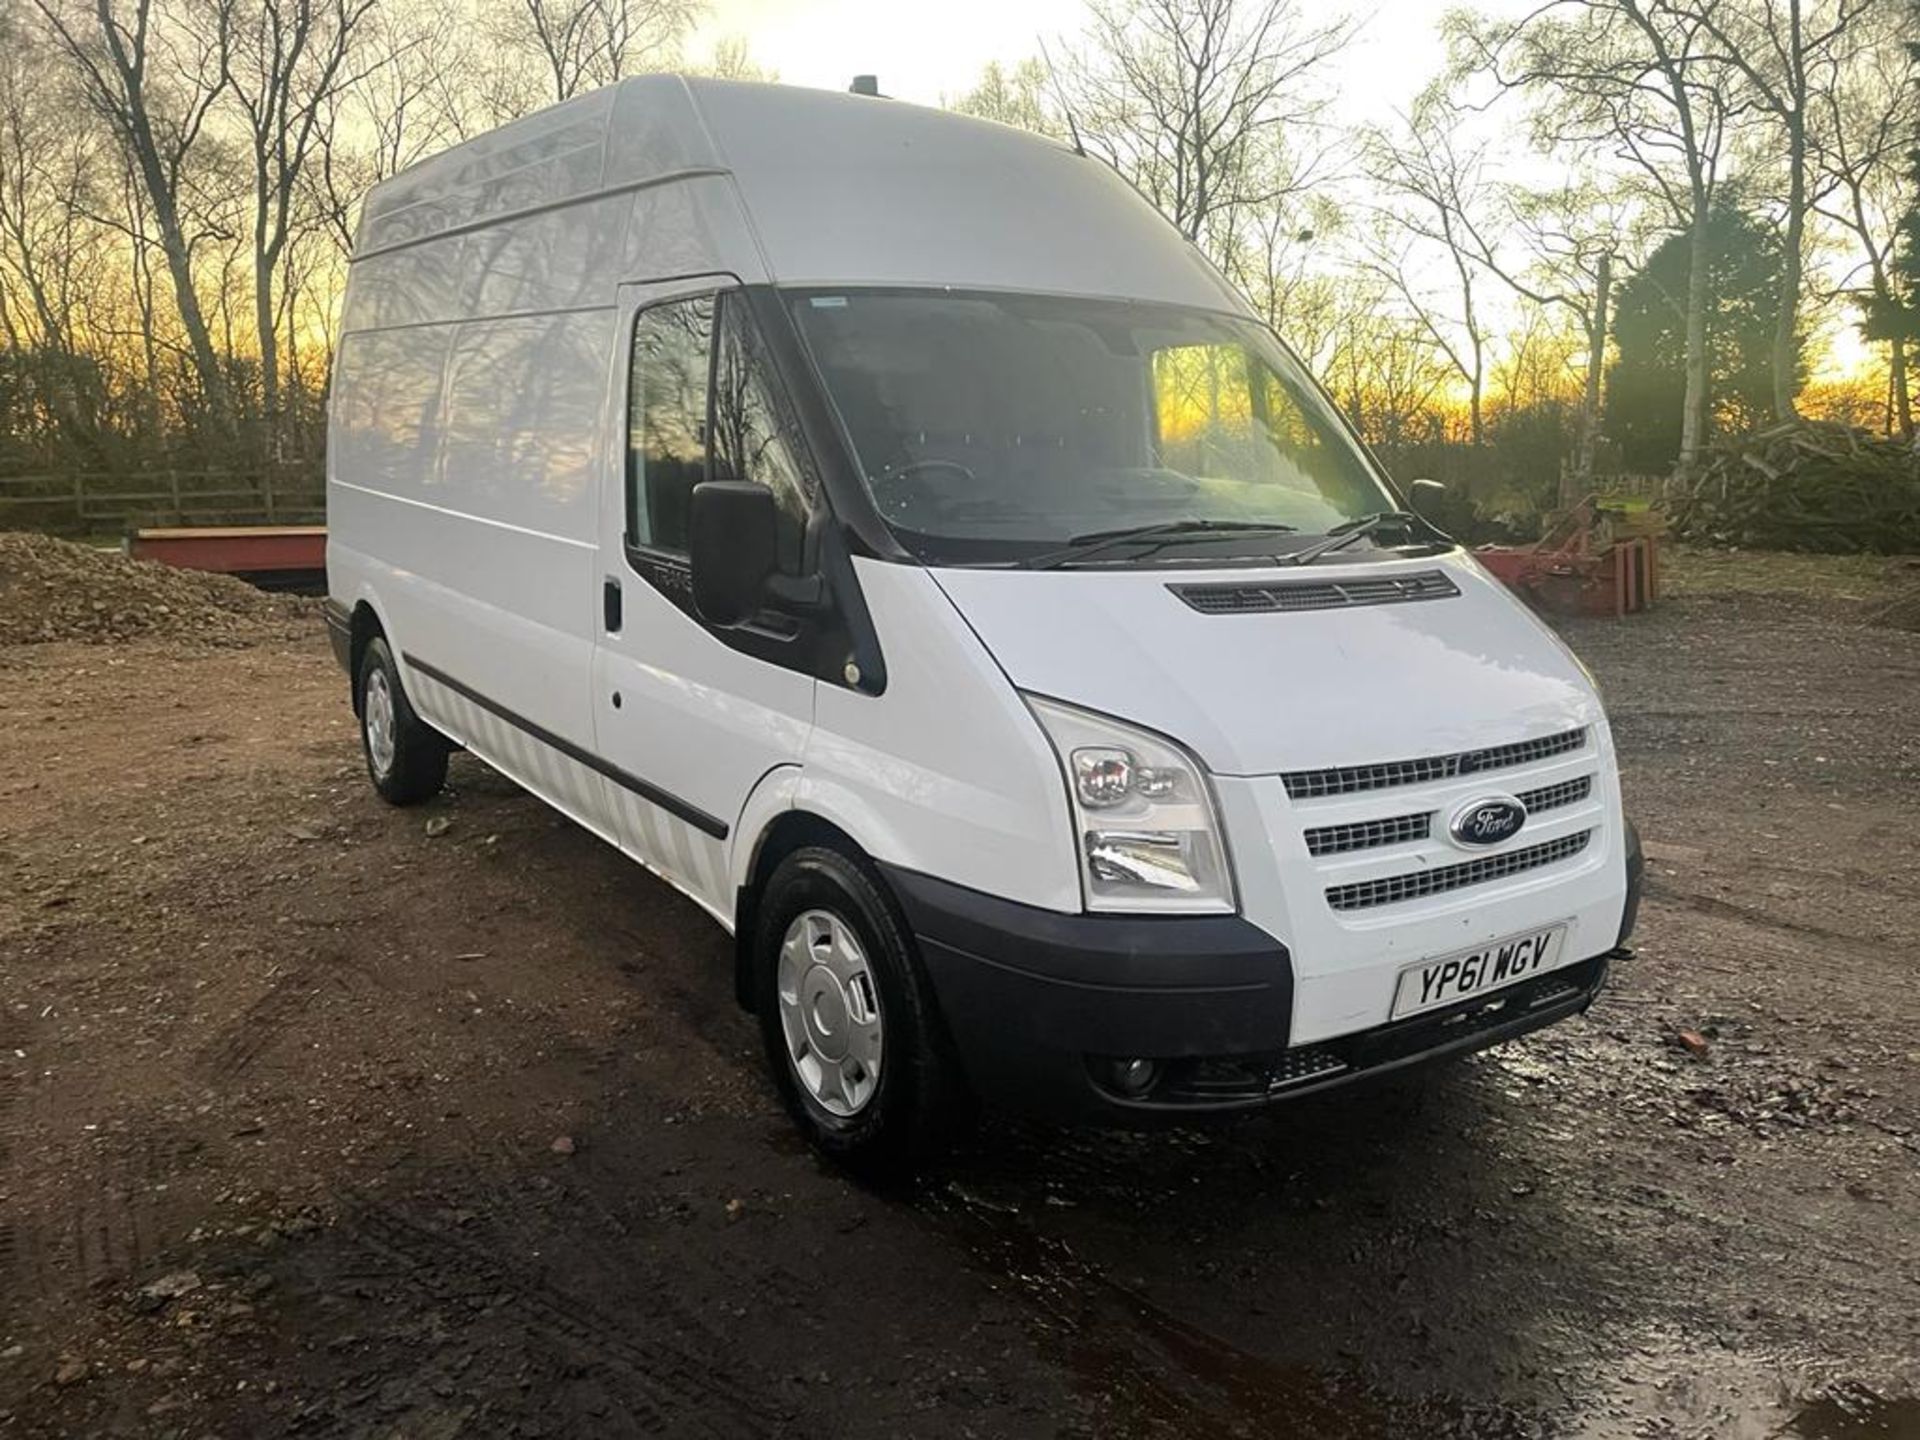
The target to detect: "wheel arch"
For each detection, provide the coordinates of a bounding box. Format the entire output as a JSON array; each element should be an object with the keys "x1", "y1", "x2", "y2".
[
  {"x1": 732, "y1": 809, "x2": 881, "y2": 1012},
  {"x1": 341, "y1": 586, "x2": 396, "y2": 714},
  {"x1": 347, "y1": 601, "x2": 386, "y2": 710}
]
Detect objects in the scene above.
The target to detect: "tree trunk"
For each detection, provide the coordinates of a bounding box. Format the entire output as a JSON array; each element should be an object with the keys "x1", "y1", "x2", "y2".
[
  {"x1": 1679, "y1": 203, "x2": 1712, "y2": 470},
  {"x1": 254, "y1": 234, "x2": 279, "y2": 453},
  {"x1": 1893, "y1": 338, "x2": 1913, "y2": 441},
  {"x1": 147, "y1": 173, "x2": 229, "y2": 428},
  {"x1": 1771, "y1": 0, "x2": 1805, "y2": 422},
  {"x1": 1771, "y1": 153, "x2": 1803, "y2": 420},
  {"x1": 114, "y1": 77, "x2": 230, "y2": 429},
  {"x1": 1573, "y1": 250, "x2": 1612, "y2": 500}
]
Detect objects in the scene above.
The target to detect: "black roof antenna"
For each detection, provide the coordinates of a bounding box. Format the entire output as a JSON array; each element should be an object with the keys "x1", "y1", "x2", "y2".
[
  {"x1": 1037, "y1": 37, "x2": 1085, "y2": 156},
  {"x1": 849, "y1": 75, "x2": 881, "y2": 97}
]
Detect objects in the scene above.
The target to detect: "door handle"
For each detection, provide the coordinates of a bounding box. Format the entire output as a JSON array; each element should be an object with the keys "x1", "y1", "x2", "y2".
[{"x1": 603, "y1": 576, "x2": 623, "y2": 633}]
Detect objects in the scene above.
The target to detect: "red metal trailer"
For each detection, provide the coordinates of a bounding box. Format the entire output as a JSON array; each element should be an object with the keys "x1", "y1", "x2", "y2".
[
  {"x1": 1475, "y1": 501, "x2": 1659, "y2": 619},
  {"x1": 127, "y1": 525, "x2": 326, "y2": 589}
]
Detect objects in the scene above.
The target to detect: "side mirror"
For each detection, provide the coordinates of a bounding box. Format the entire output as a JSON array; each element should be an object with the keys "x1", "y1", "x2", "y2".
[
  {"x1": 1408, "y1": 477, "x2": 1446, "y2": 522},
  {"x1": 689, "y1": 480, "x2": 778, "y2": 627}
]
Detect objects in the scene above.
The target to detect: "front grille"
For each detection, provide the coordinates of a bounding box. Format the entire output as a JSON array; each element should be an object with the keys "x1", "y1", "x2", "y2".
[
  {"x1": 1267, "y1": 1045, "x2": 1350, "y2": 1088},
  {"x1": 1283, "y1": 728, "x2": 1588, "y2": 800},
  {"x1": 1304, "y1": 810, "x2": 1432, "y2": 857},
  {"x1": 1325, "y1": 831, "x2": 1593, "y2": 911},
  {"x1": 1171, "y1": 570, "x2": 1459, "y2": 616},
  {"x1": 1516, "y1": 775, "x2": 1593, "y2": 814}
]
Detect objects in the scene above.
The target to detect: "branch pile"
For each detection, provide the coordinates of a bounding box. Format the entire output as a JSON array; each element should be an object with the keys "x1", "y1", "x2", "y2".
[{"x1": 1671, "y1": 422, "x2": 1920, "y2": 554}]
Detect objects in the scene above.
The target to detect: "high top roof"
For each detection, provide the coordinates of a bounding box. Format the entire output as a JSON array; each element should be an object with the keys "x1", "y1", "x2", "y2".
[{"x1": 354, "y1": 77, "x2": 1244, "y2": 314}]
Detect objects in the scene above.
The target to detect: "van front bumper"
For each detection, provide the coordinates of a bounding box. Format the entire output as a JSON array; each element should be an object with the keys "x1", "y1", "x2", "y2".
[{"x1": 882, "y1": 863, "x2": 1624, "y2": 1125}]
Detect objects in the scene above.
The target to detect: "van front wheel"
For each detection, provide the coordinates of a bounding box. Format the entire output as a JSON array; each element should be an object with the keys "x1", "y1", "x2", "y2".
[
  {"x1": 357, "y1": 637, "x2": 449, "y2": 806},
  {"x1": 755, "y1": 847, "x2": 964, "y2": 1166}
]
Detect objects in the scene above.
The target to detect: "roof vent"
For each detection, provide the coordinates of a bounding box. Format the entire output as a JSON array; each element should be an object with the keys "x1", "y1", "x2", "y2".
[
  {"x1": 850, "y1": 75, "x2": 881, "y2": 97},
  {"x1": 1169, "y1": 569, "x2": 1460, "y2": 616}
]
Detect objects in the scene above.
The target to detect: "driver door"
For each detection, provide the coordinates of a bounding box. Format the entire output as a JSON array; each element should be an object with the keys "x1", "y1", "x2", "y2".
[{"x1": 590, "y1": 277, "x2": 816, "y2": 920}]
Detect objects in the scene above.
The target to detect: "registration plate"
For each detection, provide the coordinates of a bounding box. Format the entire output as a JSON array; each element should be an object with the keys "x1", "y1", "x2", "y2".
[{"x1": 1390, "y1": 925, "x2": 1568, "y2": 1019}]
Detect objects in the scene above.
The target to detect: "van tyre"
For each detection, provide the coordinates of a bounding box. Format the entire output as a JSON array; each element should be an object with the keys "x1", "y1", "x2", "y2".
[
  {"x1": 755, "y1": 847, "x2": 967, "y2": 1167},
  {"x1": 357, "y1": 636, "x2": 450, "y2": 806}
]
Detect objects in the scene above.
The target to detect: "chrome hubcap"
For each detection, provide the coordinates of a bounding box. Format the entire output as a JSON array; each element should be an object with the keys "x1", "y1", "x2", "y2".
[
  {"x1": 364, "y1": 668, "x2": 397, "y2": 778},
  {"x1": 777, "y1": 909, "x2": 883, "y2": 1118}
]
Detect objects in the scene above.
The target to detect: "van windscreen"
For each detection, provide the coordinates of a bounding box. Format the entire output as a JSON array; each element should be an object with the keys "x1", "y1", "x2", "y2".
[{"x1": 787, "y1": 289, "x2": 1399, "y2": 567}]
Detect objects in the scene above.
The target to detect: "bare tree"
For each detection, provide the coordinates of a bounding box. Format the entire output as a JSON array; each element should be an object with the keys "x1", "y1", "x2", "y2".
[
  {"x1": 1222, "y1": 194, "x2": 1342, "y2": 352},
  {"x1": 1363, "y1": 91, "x2": 1495, "y2": 445},
  {"x1": 1680, "y1": 0, "x2": 1887, "y2": 419},
  {"x1": 1062, "y1": 0, "x2": 1355, "y2": 258},
  {"x1": 311, "y1": 9, "x2": 460, "y2": 254},
  {"x1": 1491, "y1": 306, "x2": 1586, "y2": 418},
  {"x1": 1456, "y1": 0, "x2": 1746, "y2": 469},
  {"x1": 695, "y1": 34, "x2": 773, "y2": 82},
  {"x1": 1456, "y1": 179, "x2": 1637, "y2": 487},
  {"x1": 0, "y1": 15, "x2": 116, "y2": 454},
  {"x1": 0, "y1": 51, "x2": 110, "y2": 446},
  {"x1": 1326, "y1": 302, "x2": 1459, "y2": 447},
  {"x1": 0, "y1": 22, "x2": 90, "y2": 359},
  {"x1": 950, "y1": 58, "x2": 1056, "y2": 133},
  {"x1": 1810, "y1": 4, "x2": 1916, "y2": 435},
  {"x1": 31, "y1": 0, "x2": 237, "y2": 426},
  {"x1": 229, "y1": 0, "x2": 375, "y2": 445},
  {"x1": 493, "y1": 0, "x2": 698, "y2": 106}
]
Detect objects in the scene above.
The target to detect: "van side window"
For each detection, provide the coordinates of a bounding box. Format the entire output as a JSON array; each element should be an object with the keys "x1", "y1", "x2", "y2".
[
  {"x1": 627, "y1": 295, "x2": 715, "y2": 553},
  {"x1": 712, "y1": 297, "x2": 810, "y2": 573},
  {"x1": 627, "y1": 292, "x2": 811, "y2": 570}
]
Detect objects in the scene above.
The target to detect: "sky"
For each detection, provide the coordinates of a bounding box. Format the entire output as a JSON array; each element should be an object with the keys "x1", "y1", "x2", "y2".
[
  {"x1": 684, "y1": 0, "x2": 1879, "y2": 381},
  {"x1": 687, "y1": 0, "x2": 1485, "y2": 124}
]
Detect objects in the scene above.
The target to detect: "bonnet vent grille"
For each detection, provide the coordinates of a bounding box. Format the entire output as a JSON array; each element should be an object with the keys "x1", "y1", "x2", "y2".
[{"x1": 1170, "y1": 570, "x2": 1459, "y2": 616}]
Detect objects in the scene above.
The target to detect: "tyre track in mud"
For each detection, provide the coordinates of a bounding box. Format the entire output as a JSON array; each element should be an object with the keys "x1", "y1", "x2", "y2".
[
  {"x1": 327, "y1": 1194, "x2": 785, "y2": 1438},
  {"x1": 193, "y1": 955, "x2": 345, "y2": 1083}
]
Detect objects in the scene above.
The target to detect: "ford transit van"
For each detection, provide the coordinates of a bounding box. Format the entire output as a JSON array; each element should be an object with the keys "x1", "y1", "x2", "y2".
[{"x1": 324, "y1": 77, "x2": 1643, "y2": 1162}]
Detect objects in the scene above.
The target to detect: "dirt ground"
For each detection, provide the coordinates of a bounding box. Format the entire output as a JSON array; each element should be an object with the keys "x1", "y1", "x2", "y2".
[{"x1": 2, "y1": 549, "x2": 1917, "y2": 1440}]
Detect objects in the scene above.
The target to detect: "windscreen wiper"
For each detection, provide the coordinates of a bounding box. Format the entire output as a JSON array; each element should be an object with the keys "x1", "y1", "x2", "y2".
[
  {"x1": 1283, "y1": 511, "x2": 1423, "y2": 567},
  {"x1": 1025, "y1": 519, "x2": 1299, "y2": 571}
]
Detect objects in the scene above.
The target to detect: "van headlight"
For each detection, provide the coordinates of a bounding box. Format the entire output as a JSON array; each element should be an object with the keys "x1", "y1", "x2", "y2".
[{"x1": 1026, "y1": 696, "x2": 1236, "y2": 914}]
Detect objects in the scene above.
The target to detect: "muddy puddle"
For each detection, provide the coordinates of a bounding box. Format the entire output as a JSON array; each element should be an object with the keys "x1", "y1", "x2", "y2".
[
  {"x1": 900, "y1": 1106, "x2": 1542, "y2": 1439},
  {"x1": 1789, "y1": 1389, "x2": 1920, "y2": 1439}
]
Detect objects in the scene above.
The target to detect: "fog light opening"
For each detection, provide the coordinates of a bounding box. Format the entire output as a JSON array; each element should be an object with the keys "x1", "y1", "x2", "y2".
[{"x1": 1106, "y1": 1057, "x2": 1160, "y2": 1098}]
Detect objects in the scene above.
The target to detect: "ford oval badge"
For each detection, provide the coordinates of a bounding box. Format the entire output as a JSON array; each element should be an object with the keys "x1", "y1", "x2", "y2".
[{"x1": 1449, "y1": 796, "x2": 1526, "y2": 848}]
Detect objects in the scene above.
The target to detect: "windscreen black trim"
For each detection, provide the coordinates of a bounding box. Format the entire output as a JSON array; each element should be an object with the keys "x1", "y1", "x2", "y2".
[{"x1": 401, "y1": 652, "x2": 729, "y2": 840}]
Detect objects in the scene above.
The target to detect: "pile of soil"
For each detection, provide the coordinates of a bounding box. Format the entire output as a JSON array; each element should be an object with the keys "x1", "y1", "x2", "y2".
[{"x1": 0, "y1": 530, "x2": 315, "y2": 646}]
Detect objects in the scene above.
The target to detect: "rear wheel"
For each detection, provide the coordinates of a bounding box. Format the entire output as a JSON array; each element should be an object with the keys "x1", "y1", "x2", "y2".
[
  {"x1": 754, "y1": 846, "x2": 966, "y2": 1167},
  {"x1": 357, "y1": 636, "x2": 449, "y2": 806}
]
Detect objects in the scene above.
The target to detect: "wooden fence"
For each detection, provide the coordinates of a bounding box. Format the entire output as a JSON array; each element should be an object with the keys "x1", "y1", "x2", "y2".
[{"x1": 0, "y1": 468, "x2": 325, "y2": 534}]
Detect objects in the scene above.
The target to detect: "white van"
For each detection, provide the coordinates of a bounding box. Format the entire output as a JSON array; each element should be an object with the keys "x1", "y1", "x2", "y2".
[{"x1": 324, "y1": 77, "x2": 1642, "y2": 1162}]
